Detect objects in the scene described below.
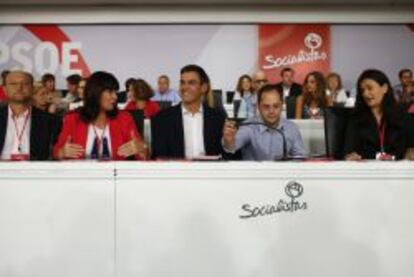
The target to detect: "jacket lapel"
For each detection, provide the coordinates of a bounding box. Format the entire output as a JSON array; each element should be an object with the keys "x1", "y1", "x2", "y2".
[
  {"x1": 0, "y1": 106, "x2": 8, "y2": 155},
  {"x1": 203, "y1": 104, "x2": 213, "y2": 155},
  {"x1": 175, "y1": 104, "x2": 185, "y2": 157},
  {"x1": 30, "y1": 108, "x2": 42, "y2": 159}
]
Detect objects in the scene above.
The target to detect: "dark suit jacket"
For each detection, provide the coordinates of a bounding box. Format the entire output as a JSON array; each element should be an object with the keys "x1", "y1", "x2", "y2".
[
  {"x1": 151, "y1": 103, "x2": 226, "y2": 159},
  {"x1": 0, "y1": 106, "x2": 62, "y2": 160},
  {"x1": 275, "y1": 82, "x2": 303, "y2": 98}
]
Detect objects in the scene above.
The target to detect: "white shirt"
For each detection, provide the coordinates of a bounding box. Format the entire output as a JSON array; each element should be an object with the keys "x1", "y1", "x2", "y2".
[
  {"x1": 326, "y1": 88, "x2": 348, "y2": 103},
  {"x1": 86, "y1": 124, "x2": 112, "y2": 159},
  {"x1": 283, "y1": 85, "x2": 291, "y2": 99},
  {"x1": 182, "y1": 104, "x2": 205, "y2": 159},
  {"x1": 0, "y1": 106, "x2": 31, "y2": 160}
]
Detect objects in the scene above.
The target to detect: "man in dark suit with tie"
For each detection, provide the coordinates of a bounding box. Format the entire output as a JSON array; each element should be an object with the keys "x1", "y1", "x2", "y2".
[
  {"x1": 151, "y1": 64, "x2": 225, "y2": 160},
  {"x1": 0, "y1": 71, "x2": 61, "y2": 161}
]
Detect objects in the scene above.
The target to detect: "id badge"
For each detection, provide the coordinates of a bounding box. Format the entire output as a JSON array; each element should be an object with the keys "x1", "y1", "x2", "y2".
[
  {"x1": 375, "y1": 152, "x2": 395, "y2": 161},
  {"x1": 10, "y1": 153, "x2": 30, "y2": 161}
]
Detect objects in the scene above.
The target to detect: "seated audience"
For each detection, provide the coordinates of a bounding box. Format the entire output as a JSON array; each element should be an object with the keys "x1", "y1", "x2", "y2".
[
  {"x1": 405, "y1": 82, "x2": 414, "y2": 113},
  {"x1": 393, "y1": 68, "x2": 413, "y2": 104},
  {"x1": 151, "y1": 64, "x2": 226, "y2": 160},
  {"x1": 59, "y1": 74, "x2": 82, "y2": 111},
  {"x1": 326, "y1": 72, "x2": 348, "y2": 106},
  {"x1": 345, "y1": 69, "x2": 414, "y2": 161},
  {"x1": 42, "y1": 73, "x2": 63, "y2": 112},
  {"x1": 124, "y1": 79, "x2": 160, "y2": 118},
  {"x1": 295, "y1": 71, "x2": 328, "y2": 119},
  {"x1": 0, "y1": 71, "x2": 61, "y2": 160},
  {"x1": 275, "y1": 67, "x2": 302, "y2": 99},
  {"x1": 222, "y1": 84, "x2": 305, "y2": 161},
  {"x1": 54, "y1": 71, "x2": 147, "y2": 160},
  {"x1": 31, "y1": 84, "x2": 57, "y2": 114},
  {"x1": 118, "y1": 77, "x2": 135, "y2": 104},
  {"x1": 151, "y1": 75, "x2": 181, "y2": 106},
  {"x1": 233, "y1": 74, "x2": 253, "y2": 118},
  {"x1": 0, "y1": 70, "x2": 10, "y2": 103},
  {"x1": 246, "y1": 70, "x2": 268, "y2": 118}
]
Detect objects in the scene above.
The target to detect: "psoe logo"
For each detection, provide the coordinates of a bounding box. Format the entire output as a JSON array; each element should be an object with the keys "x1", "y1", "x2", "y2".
[
  {"x1": 239, "y1": 181, "x2": 307, "y2": 219},
  {"x1": 263, "y1": 32, "x2": 328, "y2": 69}
]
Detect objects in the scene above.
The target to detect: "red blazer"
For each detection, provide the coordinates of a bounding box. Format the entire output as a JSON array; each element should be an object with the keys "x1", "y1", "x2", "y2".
[
  {"x1": 124, "y1": 100, "x2": 160, "y2": 118},
  {"x1": 0, "y1": 86, "x2": 7, "y2": 102},
  {"x1": 53, "y1": 111, "x2": 144, "y2": 160}
]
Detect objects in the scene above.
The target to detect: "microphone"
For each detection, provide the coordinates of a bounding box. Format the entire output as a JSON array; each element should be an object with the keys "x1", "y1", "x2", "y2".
[{"x1": 238, "y1": 121, "x2": 287, "y2": 161}]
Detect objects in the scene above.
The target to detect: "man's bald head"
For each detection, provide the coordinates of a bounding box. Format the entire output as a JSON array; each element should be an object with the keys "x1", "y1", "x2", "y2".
[{"x1": 253, "y1": 70, "x2": 268, "y2": 92}]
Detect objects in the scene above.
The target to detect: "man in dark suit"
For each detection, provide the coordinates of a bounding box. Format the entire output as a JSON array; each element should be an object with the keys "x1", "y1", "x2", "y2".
[
  {"x1": 275, "y1": 67, "x2": 302, "y2": 99},
  {"x1": 151, "y1": 65, "x2": 225, "y2": 160},
  {"x1": 275, "y1": 67, "x2": 303, "y2": 119},
  {"x1": 0, "y1": 71, "x2": 61, "y2": 161}
]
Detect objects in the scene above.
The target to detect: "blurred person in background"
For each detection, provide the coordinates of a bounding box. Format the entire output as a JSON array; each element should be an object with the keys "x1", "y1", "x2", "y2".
[
  {"x1": 295, "y1": 71, "x2": 328, "y2": 119},
  {"x1": 124, "y1": 79, "x2": 160, "y2": 118}
]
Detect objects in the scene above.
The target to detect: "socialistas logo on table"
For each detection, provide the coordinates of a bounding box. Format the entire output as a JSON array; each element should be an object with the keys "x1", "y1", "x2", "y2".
[
  {"x1": 239, "y1": 181, "x2": 308, "y2": 219},
  {"x1": 259, "y1": 24, "x2": 330, "y2": 84}
]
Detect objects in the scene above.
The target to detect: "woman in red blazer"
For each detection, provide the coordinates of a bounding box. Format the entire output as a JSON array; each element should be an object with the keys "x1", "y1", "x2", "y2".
[
  {"x1": 124, "y1": 78, "x2": 160, "y2": 118},
  {"x1": 54, "y1": 71, "x2": 147, "y2": 160}
]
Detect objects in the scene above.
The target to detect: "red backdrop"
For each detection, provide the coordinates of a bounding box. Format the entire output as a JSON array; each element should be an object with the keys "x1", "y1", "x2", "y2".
[{"x1": 259, "y1": 24, "x2": 331, "y2": 85}]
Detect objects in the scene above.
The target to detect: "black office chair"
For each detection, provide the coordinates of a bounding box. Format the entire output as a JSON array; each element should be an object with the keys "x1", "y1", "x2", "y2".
[
  {"x1": 324, "y1": 107, "x2": 353, "y2": 160},
  {"x1": 156, "y1": 101, "x2": 172, "y2": 111},
  {"x1": 226, "y1": 91, "x2": 235, "y2": 104}
]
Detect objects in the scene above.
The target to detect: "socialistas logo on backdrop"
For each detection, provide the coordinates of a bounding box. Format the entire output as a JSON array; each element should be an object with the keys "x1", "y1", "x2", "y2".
[
  {"x1": 259, "y1": 24, "x2": 330, "y2": 84},
  {"x1": 0, "y1": 25, "x2": 91, "y2": 78}
]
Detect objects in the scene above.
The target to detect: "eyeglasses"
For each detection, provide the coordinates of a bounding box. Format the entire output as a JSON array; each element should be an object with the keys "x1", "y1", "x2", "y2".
[{"x1": 255, "y1": 79, "x2": 267, "y2": 84}]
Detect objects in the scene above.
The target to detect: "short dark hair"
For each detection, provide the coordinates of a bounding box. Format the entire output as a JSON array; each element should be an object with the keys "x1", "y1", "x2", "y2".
[
  {"x1": 258, "y1": 84, "x2": 283, "y2": 103},
  {"x1": 5, "y1": 71, "x2": 33, "y2": 85},
  {"x1": 80, "y1": 71, "x2": 120, "y2": 123},
  {"x1": 124, "y1": 78, "x2": 136, "y2": 90},
  {"x1": 41, "y1": 73, "x2": 55, "y2": 84},
  {"x1": 66, "y1": 74, "x2": 82, "y2": 85},
  {"x1": 399, "y1": 68, "x2": 412, "y2": 79},
  {"x1": 180, "y1": 64, "x2": 209, "y2": 84},
  {"x1": 280, "y1": 67, "x2": 294, "y2": 77},
  {"x1": 158, "y1": 75, "x2": 169, "y2": 82}
]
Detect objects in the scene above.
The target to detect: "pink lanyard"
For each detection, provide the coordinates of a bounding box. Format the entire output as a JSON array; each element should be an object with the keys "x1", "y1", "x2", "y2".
[
  {"x1": 11, "y1": 109, "x2": 31, "y2": 153},
  {"x1": 377, "y1": 121, "x2": 386, "y2": 153}
]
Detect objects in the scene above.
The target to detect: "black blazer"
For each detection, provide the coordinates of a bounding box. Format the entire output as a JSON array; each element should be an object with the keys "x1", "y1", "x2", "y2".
[
  {"x1": 151, "y1": 103, "x2": 226, "y2": 159},
  {"x1": 0, "y1": 106, "x2": 62, "y2": 160},
  {"x1": 275, "y1": 82, "x2": 303, "y2": 98},
  {"x1": 344, "y1": 109, "x2": 414, "y2": 160}
]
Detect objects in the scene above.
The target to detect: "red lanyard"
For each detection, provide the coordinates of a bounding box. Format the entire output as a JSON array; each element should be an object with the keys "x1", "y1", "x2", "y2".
[
  {"x1": 92, "y1": 123, "x2": 107, "y2": 157},
  {"x1": 11, "y1": 108, "x2": 31, "y2": 153},
  {"x1": 377, "y1": 121, "x2": 386, "y2": 153}
]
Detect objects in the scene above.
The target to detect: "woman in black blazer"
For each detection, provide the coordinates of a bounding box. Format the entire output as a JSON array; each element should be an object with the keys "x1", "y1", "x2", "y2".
[{"x1": 344, "y1": 69, "x2": 414, "y2": 161}]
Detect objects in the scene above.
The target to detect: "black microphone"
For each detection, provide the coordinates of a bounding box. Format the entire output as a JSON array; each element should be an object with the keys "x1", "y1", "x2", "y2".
[{"x1": 238, "y1": 121, "x2": 287, "y2": 161}]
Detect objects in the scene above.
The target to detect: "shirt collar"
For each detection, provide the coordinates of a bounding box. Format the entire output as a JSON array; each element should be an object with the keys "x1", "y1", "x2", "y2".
[
  {"x1": 181, "y1": 103, "x2": 203, "y2": 116},
  {"x1": 8, "y1": 105, "x2": 31, "y2": 119},
  {"x1": 257, "y1": 116, "x2": 285, "y2": 134}
]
